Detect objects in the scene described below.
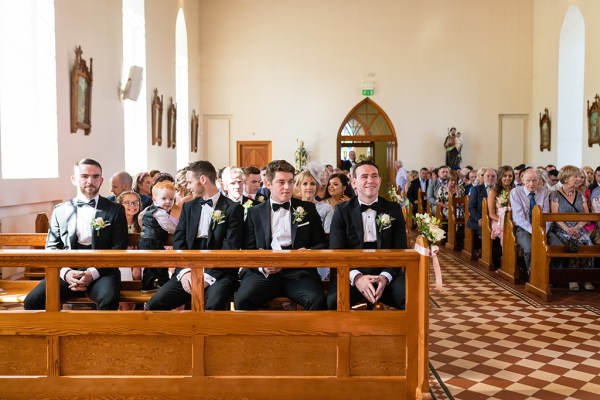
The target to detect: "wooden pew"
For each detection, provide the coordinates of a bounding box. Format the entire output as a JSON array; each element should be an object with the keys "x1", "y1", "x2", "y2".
[
  {"x1": 461, "y1": 195, "x2": 475, "y2": 259},
  {"x1": 417, "y1": 189, "x2": 426, "y2": 214},
  {"x1": 0, "y1": 241, "x2": 431, "y2": 400},
  {"x1": 527, "y1": 206, "x2": 600, "y2": 301},
  {"x1": 402, "y1": 205, "x2": 413, "y2": 248},
  {"x1": 478, "y1": 198, "x2": 493, "y2": 270},
  {"x1": 445, "y1": 195, "x2": 465, "y2": 251},
  {"x1": 497, "y1": 208, "x2": 520, "y2": 284}
]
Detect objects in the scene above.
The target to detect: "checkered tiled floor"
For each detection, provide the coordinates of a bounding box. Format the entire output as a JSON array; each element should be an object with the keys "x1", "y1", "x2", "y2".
[{"x1": 428, "y1": 249, "x2": 600, "y2": 400}]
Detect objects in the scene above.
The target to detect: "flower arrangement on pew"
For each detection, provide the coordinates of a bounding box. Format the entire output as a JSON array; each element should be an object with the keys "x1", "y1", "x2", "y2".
[
  {"x1": 413, "y1": 213, "x2": 445, "y2": 290},
  {"x1": 387, "y1": 186, "x2": 404, "y2": 204}
]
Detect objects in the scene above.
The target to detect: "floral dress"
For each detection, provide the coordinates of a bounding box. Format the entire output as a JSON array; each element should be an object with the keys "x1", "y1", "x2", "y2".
[
  {"x1": 550, "y1": 190, "x2": 592, "y2": 268},
  {"x1": 436, "y1": 183, "x2": 465, "y2": 219}
]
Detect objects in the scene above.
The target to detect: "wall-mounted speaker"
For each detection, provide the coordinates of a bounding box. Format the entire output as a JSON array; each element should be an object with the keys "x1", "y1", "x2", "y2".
[{"x1": 122, "y1": 66, "x2": 143, "y2": 101}]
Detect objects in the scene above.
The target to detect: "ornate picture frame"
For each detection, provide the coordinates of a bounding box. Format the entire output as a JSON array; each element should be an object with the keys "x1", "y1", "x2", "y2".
[
  {"x1": 167, "y1": 97, "x2": 177, "y2": 149},
  {"x1": 70, "y1": 46, "x2": 93, "y2": 135},
  {"x1": 151, "y1": 88, "x2": 163, "y2": 146},
  {"x1": 539, "y1": 108, "x2": 551, "y2": 151},
  {"x1": 191, "y1": 109, "x2": 199, "y2": 153},
  {"x1": 588, "y1": 94, "x2": 600, "y2": 147}
]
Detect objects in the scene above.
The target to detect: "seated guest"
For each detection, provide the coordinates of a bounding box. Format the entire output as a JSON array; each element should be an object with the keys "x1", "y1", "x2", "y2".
[
  {"x1": 427, "y1": 165, "x2": 450, "y2": 216},
  {"x1": 146, "y1": 161, "x2": 244, "y2": 310},
  {"x1": 321, "y1": 173, "x2": 353, "y2": 231},
  {"x1": 149, "y1": 169, "x2": 161, "y2": 180},
  {"x1": 256, "y1": 165, "x2": 271, "y2": 199},
  {"x1": 138, "y1": 181, "x2": 178, "y2": 290},
  {"x1": 294, "y1": 170, "x2": 333, "y2": 233},
  {"x1": 242, "y1": 166, "x2": 262, "y2": 200},
  {"x1": 235, "y1": 160, "x2": 327, "y2": 310},
  {"x1": 24, "y1": 158, "x2": 128, "y2": 310},
  {"x1": 116, "y1": 190, "x2": 142, "y2": 310},
  {"x1": 327, "y1": 160, "x2": 407, "y2": 310},
  {"x1": 488, "y1": 166, "x2": 515, "y2": 247},
  {"x1": 108, "y1": 171, "x2": 152, "y2": 209},
  {"x1": 462, "y1": 169, "x2": 478, "y2": 195},
  {"x1": 407, "y1": 167, "x2": 429, "y2": 212},
  {"x1": 510, "y1": 167, "x2": 562, "y2": 279},
  {"x1": 395, "y1": 160, "x2": 408, "y2": 192},
  {"x1": 304, "y1": 162, "x2": 330, "y2": 201},
  {"x1": 222, "y1": 166, "x2": 255, "y2": 205},
  {"x1": 171, "y1": 168, "x2": 193, "y2": 220},
  {"x1": 513, "y1": 163, "x2": 526, "y2": 187},
  {"x1": 551, "y1": 166, "x2": 593, "y2": 291},
  {"x1": 134, "y1": 172, "x2": 153, "y2": 197},
  {"x1": 583, "y1": 166, "x2": 594, "y2": 187},
  {"x1": 436, "y1": 170, "x2": 466, "y2": 220},
  {"x1": 467, "y1": 168, "x2": 497, "y2": 239}
]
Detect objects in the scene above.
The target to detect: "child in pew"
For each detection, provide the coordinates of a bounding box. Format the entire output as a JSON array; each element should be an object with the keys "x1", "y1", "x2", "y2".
[{"x1": 138, "y1": 181, "x2": 178, "y2": 290}]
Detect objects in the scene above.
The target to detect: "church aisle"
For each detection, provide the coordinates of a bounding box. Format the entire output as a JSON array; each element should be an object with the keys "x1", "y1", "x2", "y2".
[{"x1": 428, "y1": 250, "x2": 600, "y2": 400}]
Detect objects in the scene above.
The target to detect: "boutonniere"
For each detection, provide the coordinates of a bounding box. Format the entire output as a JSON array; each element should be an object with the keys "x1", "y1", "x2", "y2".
[
  {"x1": 376, "y1": 213, "x2": 395, "y2": 232},
  {"x1": 292, "y1": 206, "x2": 307, "y2": 224},
  {"x1": 256, "y1": 195, "x2": 265, "y2": 203},
  {"x1": 243, "y1": 199, "x2": 254, "y2": 209},
  {"x1": 210, "y1": 209, "x2": 225, "y2": 229},
  {"x1": 91, "y1": 217, "x2": 111, "y2": 236}
]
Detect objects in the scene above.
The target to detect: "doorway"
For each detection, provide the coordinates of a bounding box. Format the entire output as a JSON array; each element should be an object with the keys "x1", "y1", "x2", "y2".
[
  {"x1": 337, "y1": 98, "x2": 397, "y2": 194},
  {"x1": 237, "y1": 141, "x2": 272, "y2": 167}
]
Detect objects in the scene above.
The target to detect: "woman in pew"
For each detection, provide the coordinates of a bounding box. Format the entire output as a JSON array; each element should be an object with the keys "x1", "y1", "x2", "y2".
[
  {"x1": 133, "y1": 171, "x2": 152, "y2": 198},
  {"x1": 550, "y1": 166, "x2": 594, "y2": 291},
  {"x1": 488, "y1": 165, "x2": 515, "y2": 247},
  {"x1": 436, "y1": 170, "x2": 465, "y2": 219},
  {"x1": 116, "y1": 191, "x2": 143, "y2": 310}
]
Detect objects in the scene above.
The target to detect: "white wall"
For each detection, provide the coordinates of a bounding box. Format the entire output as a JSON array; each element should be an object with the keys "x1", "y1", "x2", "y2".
[{"x1": 197, "y1": 0, "x2": 534, "y2": 170}]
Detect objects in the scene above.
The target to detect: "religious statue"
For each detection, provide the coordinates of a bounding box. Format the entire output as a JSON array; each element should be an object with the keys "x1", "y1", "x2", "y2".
[
  {"x1": 443, "y1": 127, "x2": 462, "y2": 170},
  {"x1": 294, "y1": 139, "x2": 308, "y2": 172}
]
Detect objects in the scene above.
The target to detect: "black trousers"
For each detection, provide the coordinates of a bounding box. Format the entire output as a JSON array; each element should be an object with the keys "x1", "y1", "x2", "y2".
[
  {"x1": 145, "y1": 274, "x2": 238, "y2": 310},
  {"x1": 23, "y1": 272, "x2": 120, "y2": 310},
  {"x1": 234, "y1": 269, "x2": 326, "y2": 310},
  {"x1": 326, "y1": 270, "x2": 406, "y2": 310}
]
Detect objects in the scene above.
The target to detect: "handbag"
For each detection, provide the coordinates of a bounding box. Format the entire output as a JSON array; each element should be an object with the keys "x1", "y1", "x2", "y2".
[{"x1": 564, "y1": 236, "x2": 579, "y2": 253}]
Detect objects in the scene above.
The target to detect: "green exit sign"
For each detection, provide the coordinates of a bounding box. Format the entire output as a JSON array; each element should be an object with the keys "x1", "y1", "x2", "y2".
[{"x1": 362, "y1": 89, "x2": 374, "y2": 96}]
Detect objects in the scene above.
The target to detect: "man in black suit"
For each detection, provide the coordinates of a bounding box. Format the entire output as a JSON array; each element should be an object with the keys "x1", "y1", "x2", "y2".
[
  {"x1": 24, "y1": 158, "x2": 128, "y2": 310},
  {"x1": 406, "y1": 167, "x2": 430, "y2": 213},
  {"x1": 145, "y1": 161, "x2": 244, "y2": 310},
  {"x1": 467, "y1": 168, "x2": 497, "y2": 238},
  {"x1": 235, "y1": 159, "x2": 327, "y2": 310},
  {"x1": 327, "y1": 160, "x2": 407, "y2": 310},
  {"x1": 340, "y1": 150, "x2": 356, "y2": 171}
]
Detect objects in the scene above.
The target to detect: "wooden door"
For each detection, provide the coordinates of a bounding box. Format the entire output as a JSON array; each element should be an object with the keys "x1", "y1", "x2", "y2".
[{"x1": 237, "y1": 141, "x2": 271, "y2": 167}]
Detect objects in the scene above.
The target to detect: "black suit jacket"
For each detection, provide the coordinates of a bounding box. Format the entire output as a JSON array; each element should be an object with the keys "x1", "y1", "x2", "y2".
[
  {"x1": 467, "y1": 184, "x2": 487, "y2": 232},
  {"x1": 329, "y1": 196, "x2": 407, "y2": 278},
  {"x1": 407, "y1": 179, "x2": 428, "y2": 207},
  {"x1": 46, "y1": 196, "x2": 128, "y2": 276},
  {"x1": 173, "y1": 195, "x2": 244, "y2": 280}
]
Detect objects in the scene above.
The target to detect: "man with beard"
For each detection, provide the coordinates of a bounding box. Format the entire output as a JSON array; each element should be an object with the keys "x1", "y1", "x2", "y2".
[{"x1": 24, "y1": 158, "x2": 128, "y2": 310}]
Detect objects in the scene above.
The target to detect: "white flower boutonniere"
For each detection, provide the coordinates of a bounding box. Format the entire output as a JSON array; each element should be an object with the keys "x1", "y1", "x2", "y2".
[
  {"x1": 376, "y1": 213, "x2": 395, "y2": 232},
  {"x1": 292, "y1": 206, "x2": 307, "y2": 224},
  {"x1": 91, "y1": 217, "x2": 111, "y2": 236},
  {"x1": 210, "y1": 210, "x2": 225, "y2": 229},
  {"x1": 243, "y1": 200, "x2": 254, "y2": 209},
  {"x1": 256, "y1": 195, "x2": 265, "y2": 203}
]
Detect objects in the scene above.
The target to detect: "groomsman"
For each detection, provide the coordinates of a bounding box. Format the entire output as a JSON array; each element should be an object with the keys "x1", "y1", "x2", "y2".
[
  {"x1": 24, "y1": 158, "x2": 128, "y2": 310},
  {"x1": 145, "y1": 161, "x2": 244, "y2": 310},
  {"x1": 235, "y1": 160, "x2": 327, "y2": 310},
  {"x1": 327, "y1": 160, "x2": 407, "y2": 310},
  {"x1": 242, "y1": 166, "x2": 262, "y2": 200}
]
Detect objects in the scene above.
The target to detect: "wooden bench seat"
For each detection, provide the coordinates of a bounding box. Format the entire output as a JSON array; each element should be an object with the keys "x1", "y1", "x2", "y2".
[
  {"x1": 478, "y1": 198, "x2": 494, "y2": 270},
  {"x1": 445, "y1": 195, "x2": 465, "y2": 251},
  {"x1": 527, "y1": 206, "x2": 600, "y2": 301}
]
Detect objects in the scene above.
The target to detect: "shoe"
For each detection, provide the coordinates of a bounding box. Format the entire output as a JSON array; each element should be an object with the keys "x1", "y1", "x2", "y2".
[
  {"x1": 569, "y1": 282, "x2": 580, "y2": 291},
  {"x1": 584, "y1": 282, "x2": 595, "y2": 291}
]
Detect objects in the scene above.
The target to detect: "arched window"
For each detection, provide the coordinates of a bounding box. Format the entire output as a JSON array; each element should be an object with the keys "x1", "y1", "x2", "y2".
[
  {"x1": 557, "y1": 5, "x2": 585, "y2": 167},
  {"x1": 176, "y1": 9, "x2": 189, "y2": 167},
  {"x1": 0, "y1": 0, "x2": 58, "y2": 179},
  {"x1": 122, "y1": 0, "x2": 147, "y2": 174}
]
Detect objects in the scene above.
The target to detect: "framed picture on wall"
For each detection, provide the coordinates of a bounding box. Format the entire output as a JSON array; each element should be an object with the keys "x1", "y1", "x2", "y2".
[
  {"x1": 151, "y1": 88, "x2": 163, "y2": 146},
  {"x1": 70, "y1": 46, "x2": 93, "y2": 135},
  {"x1": 588, "y1": 95, "x2": 600, "y2": 147},
  {"x1": 539, "y1": 108, "x2": 551, "y2": 151}
]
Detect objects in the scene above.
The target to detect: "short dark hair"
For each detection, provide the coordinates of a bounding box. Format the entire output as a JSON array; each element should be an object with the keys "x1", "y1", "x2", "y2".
[
  {"x1": 75, "y1": 158, "x2": 102, "y2": 174},
  {"x1": 352, "y1": 160, "x2": 379, "y2": 179},
  {"x1": 186, "y1": 160, "x2": 217, "y2": 184},
  {"x1": 266, "y1": 160, "x2": 295, "y2": 183},
  {"x1": 242, "y1": 166, "x2": 261, "y2": 176}
]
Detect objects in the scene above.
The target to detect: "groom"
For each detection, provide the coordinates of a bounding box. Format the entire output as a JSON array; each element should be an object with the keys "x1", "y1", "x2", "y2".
[{"x1": 327, "y1": 160, "x2": 407, "y2": 310}]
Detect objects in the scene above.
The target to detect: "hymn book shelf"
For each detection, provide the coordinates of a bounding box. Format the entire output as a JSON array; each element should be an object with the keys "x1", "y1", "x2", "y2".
[{"x1": 0, "y1": 243, "x2": 431, "y2": 400}]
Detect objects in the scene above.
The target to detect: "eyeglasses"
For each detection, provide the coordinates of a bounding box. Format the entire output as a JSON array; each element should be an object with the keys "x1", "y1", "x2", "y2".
[{"x1": 122, "y1": 201, "x2": 140, "y2": 206}]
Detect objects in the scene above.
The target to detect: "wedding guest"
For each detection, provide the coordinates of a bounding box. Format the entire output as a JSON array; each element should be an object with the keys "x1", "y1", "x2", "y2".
[
  {"x1": 256, "y1": 166, "x2": 271, "y2": 199},
  {"x1": 407, "y1": 168, "x2": 430, "y2": 212},
  {"x1": 145, "y1": 161, "x2": 244, "y2": 310},
  {"x1": 242, "y1": 166, "x2": 262, "y2": 199},
  {"x1": 116, "y1": 190, "x2": 142, "y2": 310},
  {"x1": 488, "y1": 166, "x2": 514, "y2": 269},
  {"x1": 235, "y1": 160, "x2": 327, "y2": 310},
  {"x1": 138, "y1": 181, "x2": 178, "y2": 290},
  {"x1": 24, "y1": 158, "x2": 128, "y2": 310},
  {"x1": 108, "y1": 171, "x2": 152, "y2": 209},
  {"x1": 427, "y1": 165, "x2": 449, "y2": 216},
  {"x1": 327, "y1": 160, "x2": 407, "y2": 310},
  {"x1": 171, "y1": 168, "x2": 193, "y2": 220},
  {"x1": 133, "y1": 172, "x2": 152, "y2": 197},
  {"x1": 222, "y1": 166, "x2": 256, "y2": 205}
]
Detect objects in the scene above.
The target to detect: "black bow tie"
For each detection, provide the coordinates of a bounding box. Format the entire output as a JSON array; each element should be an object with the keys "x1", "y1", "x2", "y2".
[
  {"x1": 198, "y1": 199, "x2": 213, "y2": 207},
  {"x1": 360, "y1": 202, "x2": 379, "y2": 213},
  {"x1": 272, "y1": 202, "x2": 290, "y2": 211},
  {"x1": 77, "y1": 199, "x2": 96, "y2": 207}
]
